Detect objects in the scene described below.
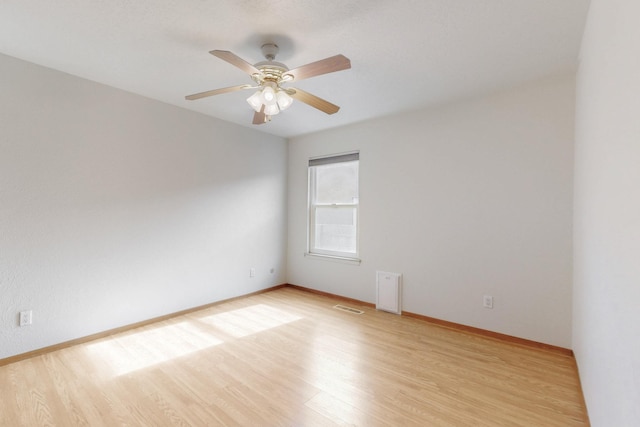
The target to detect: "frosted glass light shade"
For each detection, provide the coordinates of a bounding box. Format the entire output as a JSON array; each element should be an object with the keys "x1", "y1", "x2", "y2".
[
  {"x1": 264, "y1": 103, "x2": 280, "y2": 116},
  {"x1": 261, "y1": 86, "x2": 276, "y2": 104},
  {"x1": 247, "y1": 91, "x2": 263, "y2": 112},
  {"x1": 276, "y1": 90, "x2": 293, "y2": 111}
]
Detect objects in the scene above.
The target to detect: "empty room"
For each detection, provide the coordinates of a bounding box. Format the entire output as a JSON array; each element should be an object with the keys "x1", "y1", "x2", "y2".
[{"x1": 1, "y1": 1, "x2": 638, "y2": 426}]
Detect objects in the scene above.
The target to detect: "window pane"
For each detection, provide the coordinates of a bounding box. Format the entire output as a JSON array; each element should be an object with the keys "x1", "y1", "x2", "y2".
[
  {"x1": 314, "y1": 161, "x2": 359, "y2": 204},
  {"x1": 314, "y1": 206, "x2": 357, "y2": 254}
]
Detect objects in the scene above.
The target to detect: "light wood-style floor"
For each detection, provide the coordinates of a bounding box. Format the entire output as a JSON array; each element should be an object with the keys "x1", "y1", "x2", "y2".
[{"x1": 0, "y1": 287, "x2": 589, "y2": 426}]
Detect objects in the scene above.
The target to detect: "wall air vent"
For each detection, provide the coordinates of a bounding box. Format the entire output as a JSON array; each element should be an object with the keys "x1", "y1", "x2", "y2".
[{"x1": 376, "y1": 271, "x2": 402, "y2": 314}]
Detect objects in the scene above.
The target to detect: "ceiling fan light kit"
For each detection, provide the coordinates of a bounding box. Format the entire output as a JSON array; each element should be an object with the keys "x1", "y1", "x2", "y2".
[
  {"x1": 246, "y1": 81, "x2": 293, "y2": 116},
  {"x1": 185, "y1": 42, "x2": 351, "y2": 125}
]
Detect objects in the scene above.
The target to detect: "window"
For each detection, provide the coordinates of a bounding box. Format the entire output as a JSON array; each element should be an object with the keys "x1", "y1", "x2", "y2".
[{"x1": 308, "y1": 152, "x2": 359, "y2": 260}]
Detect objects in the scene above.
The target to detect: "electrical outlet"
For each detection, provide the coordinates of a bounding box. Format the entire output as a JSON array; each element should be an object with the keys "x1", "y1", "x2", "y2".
[
  {"x1": 249, "y1": 268, "x2": 255, "y2": 278},
  {"x1": 483, "y1": 295, "x2": 494, "y2": 309},
  {"x1": 19, "y1": 310, "x2": 33, "y2": 326}
]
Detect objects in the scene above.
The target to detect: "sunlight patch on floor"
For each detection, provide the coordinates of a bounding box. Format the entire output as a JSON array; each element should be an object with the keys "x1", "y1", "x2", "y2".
[
  {"x1": 198, "y1": 304, "x2": 302, "y2": 338},
  {"x1": 85, "y1": 304, "x2": 302, "y2": 377},
  {"x1": 87, "y1": 320, "x2": 223, "y2": 376}
]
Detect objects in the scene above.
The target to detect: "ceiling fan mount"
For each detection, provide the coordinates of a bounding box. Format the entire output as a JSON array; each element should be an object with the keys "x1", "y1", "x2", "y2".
[
  {"x1": 260, "y1": 43, "x2": 280, "y2": 62},
  {"x1": 185, "y1": 42, "x2": 351, "y2": 125}
]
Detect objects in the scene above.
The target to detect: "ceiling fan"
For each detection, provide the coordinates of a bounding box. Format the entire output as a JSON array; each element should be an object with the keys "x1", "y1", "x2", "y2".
[{"x1": 185, "y1": 43, "x2": 351, "y2": 125}]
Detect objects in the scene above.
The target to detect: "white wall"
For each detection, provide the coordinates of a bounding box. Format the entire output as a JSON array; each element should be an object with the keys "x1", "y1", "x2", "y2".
[
  {"x1": 0, "y1": 53, "x2": 288, "y2": 359},
  {"x1": 573, "y1": 0, "x2": 640, "y2": 424},
  {"x1": 288, "y1": 74, "x2": 575, "y2": 348}
]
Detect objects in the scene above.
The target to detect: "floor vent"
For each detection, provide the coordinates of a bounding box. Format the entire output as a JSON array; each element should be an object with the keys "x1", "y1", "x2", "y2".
[{"x1": 333, "y1": 304, "x2": 364, "y2": 315}]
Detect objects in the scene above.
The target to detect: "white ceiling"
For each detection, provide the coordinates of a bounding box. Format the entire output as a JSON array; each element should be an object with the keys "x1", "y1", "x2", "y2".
[{"x1": 0, "y1": 1, "x2": 590, "y2": 138}]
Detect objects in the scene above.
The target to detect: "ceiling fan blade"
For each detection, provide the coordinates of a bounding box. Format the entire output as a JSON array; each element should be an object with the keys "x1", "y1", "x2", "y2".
[
  {"x1": 284, "y1": 54, "x2": 351, "y2": 82},
  {"x1": 185, "y1": 84, "x2": 252, "y2": 101},
  {"x1": 252, "y1": 105, "x2": 267, "y2": 125},
  {"x1": 210, "y1": 50, "x2": 261, "y2": 76},
  {"x1": 288, "y1": 88, "x2": 340, "y2": 114}
]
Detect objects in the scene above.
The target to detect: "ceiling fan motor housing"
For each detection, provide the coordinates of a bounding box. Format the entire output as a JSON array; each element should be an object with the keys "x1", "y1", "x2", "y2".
[{"x1": 252, "y1": 43, "x2": 290, "y2": 85}]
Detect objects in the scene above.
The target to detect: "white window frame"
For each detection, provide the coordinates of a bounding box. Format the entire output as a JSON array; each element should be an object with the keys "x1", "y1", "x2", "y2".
[{"x1": 307, "y1": 152, "x2": 360, "y2": 262}]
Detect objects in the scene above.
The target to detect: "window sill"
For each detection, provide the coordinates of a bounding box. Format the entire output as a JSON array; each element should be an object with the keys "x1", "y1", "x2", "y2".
[{"x1": 304, "y1": 252, "x2": 361, "y2": 265}]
